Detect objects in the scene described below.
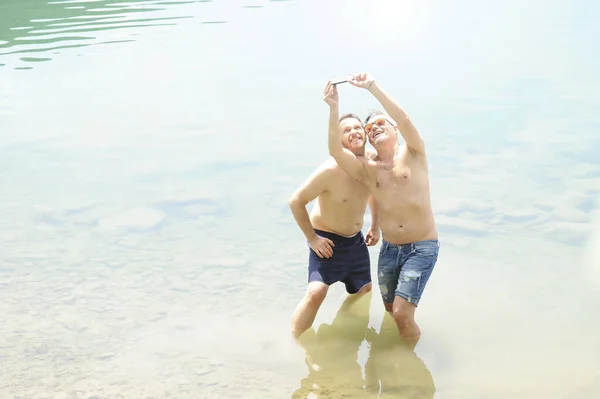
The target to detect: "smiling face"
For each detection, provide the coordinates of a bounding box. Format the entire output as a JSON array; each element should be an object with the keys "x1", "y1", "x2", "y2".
[
  {"x1": 339, "y1": 114, "x2": 366, "y2": 155},
  {"x1": 364, "y1": 112, "x2": 398, "y2": 148}
]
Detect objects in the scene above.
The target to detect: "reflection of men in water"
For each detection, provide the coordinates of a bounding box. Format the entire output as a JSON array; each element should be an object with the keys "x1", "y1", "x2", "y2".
[
  {"x1": 289, "y1": 85, "x2": 380, "y2": 338},
  {"x1": 365, "y1": 314, "x2": 435, "y2": 398},
  {"x1": 325, "y1": 74, "x2": 440, "y2": 341},
  {"x1": 292, "y1": 291, "x2": 372, "y2": 398}
]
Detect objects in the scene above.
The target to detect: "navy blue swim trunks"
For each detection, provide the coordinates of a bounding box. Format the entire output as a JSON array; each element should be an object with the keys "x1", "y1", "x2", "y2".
[{"x1": 308, "y1": 229, "x2": 371, "y2": 294}]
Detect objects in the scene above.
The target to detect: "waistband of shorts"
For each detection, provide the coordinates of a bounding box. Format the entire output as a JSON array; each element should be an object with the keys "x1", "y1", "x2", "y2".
[
  {"x1": 313, "y1": 229, "x2": 363, "y2": 245},
  {"x1": 381, "y1": 239, "x2": 439, "y2": 251}
]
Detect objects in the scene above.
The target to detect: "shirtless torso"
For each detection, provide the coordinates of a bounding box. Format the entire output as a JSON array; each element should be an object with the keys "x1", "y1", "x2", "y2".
[
  {"x1": 324, "y1": 73, "x2": 440, "y2": 340},
  {"x1": 363, "y1": 145, "x2": 437, "y2": 245},
  {"x1": 310, "y1": 158, "x2": 372, "y2": 237},
  {"x1": 289, "y1": 115, "x2": 378, "y2": 339}
]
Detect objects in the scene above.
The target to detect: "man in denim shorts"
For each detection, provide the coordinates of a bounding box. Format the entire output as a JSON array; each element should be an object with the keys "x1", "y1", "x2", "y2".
[{"x1": 327, "y1": 72, "x2": 440, "y2": 341}]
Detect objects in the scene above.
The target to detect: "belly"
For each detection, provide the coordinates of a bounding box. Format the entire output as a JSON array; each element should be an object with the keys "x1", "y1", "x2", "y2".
[
  {"x1": 310, "y1": 201, "x2": 368, "y2": 237},
  {"x1": 379, "y1": 198, "x2": 437, "y2": 244}
]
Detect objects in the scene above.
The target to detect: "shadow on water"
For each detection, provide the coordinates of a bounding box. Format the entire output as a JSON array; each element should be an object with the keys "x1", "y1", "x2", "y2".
[
  {"x1": 293, "y1": 292, "x2": 434, "y2": 399},
  {"x1": 0, "y1": 0, "x2": 202, "y2": 69}
]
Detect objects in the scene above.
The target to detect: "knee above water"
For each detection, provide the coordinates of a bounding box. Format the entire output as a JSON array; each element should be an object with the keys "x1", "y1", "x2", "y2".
[
  {"x1": 306, "y1": 288, "x2": 327, "y2": 304},
  {"x1": 392, "y1": 308, "x2": 412, "y2": 325}
]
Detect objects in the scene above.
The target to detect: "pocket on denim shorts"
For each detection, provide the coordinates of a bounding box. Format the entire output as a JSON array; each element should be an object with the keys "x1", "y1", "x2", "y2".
[
  {"x1": 377, "y1": 244, "x2": 396, "y2": 271},
  {"x1": 414, "y1": 241, "x2": 439, "y2": 258},
  {"x1": 379, "y1": 242, "x2": 388, "y2": 254}
]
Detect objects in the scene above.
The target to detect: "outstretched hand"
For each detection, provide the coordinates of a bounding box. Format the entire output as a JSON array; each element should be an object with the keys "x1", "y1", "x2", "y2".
[
  {"x1": 348, "y1": 72, "x2": 375, "y2": 90},
  {"x1": 322, "y1": 81, "x2": 339, "y2": 107}
]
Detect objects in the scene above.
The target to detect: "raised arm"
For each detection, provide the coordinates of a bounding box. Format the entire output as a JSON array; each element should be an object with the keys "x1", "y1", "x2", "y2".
[
  {"x1": 350, "y1": 73, "x2": 425, "y2": 154},
  {"x1": 323, "y1": 81, "x2": 369, "y2": 182},
  {"x1": 288, "y1": 164, "x2": 335, "y2": 258}
]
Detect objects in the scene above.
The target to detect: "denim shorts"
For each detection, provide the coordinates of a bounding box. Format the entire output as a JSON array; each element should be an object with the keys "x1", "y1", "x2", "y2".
[
  {"x1": 377, "y1": 239, "x2": 440, "y2": 306},
  {"x1": 308, "y1": 229, "x2": 371, "y2": 294}
]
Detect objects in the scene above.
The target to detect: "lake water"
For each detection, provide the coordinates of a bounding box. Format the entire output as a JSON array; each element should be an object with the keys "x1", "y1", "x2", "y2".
[{"x1": 2, "y1": 0, "x2": 600, "y2": 398}]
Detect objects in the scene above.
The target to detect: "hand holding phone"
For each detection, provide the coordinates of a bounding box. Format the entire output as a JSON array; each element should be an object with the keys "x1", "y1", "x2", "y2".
[{"x1": 331, "y1": 75, "x2": 350, "y2": 85}]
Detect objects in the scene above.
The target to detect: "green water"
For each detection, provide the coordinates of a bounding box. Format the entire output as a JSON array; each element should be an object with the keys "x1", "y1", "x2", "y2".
[{"x1": 1, "y1": 0, "x2": 600, "y2": 398}]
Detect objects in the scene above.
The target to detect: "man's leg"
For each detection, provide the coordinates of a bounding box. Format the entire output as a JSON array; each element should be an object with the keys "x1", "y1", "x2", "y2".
[
  {"x1": 354, "y1": 282, "x2": 372, "y2": 296},
  {"x1": 339, "y1": 282, "x2": 372, "y2": 310},
  {"x1": 382, "y1": 296, "x2": 419, "y2": 347},
  {"x1": 391, "y1": 296, "x2": 420, "y2": 344},
  {"x1": 376, "y1": 241, "x2": 400, "y2": 313},
  {"x1": 342, "y1": 233, "x2": 373, "y2": 306},
  {"x1": 291, "y1": 281, "x2": 329, "y2": 339},
  {"x1": 390, "y1": 240, "x2": 439, "y2": 342}
]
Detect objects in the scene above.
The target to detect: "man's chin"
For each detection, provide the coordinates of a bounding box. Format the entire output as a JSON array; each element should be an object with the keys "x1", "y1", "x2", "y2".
[
  {"x1": 349, "y1": 146, "x2": 366, "y2": 156},
  {"x1": 372, "y1": 137, "x2": 391, "y2": 147}
]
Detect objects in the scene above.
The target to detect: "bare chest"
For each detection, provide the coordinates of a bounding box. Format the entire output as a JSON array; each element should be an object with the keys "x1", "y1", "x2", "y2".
[
  {"x1": 374, "y1": 162, "x2": 414, "y2": 190},
  {"x1": 327, "y1": 174, "x2": 370, "y2": 204}
]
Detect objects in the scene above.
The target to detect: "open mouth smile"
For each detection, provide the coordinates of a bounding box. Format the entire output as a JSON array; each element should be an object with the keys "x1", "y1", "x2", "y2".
[
  {"x1": 372, "y1": 131, "x2": 383, "y2": 139},
  {"x1": 349, "y1": 134, "x2": 363, "y2": 144}
]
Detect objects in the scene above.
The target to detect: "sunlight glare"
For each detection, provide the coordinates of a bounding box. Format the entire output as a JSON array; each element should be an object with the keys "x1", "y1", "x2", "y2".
[{"x1": 370, "y1": 0, "x2": 424, "y2": 33}]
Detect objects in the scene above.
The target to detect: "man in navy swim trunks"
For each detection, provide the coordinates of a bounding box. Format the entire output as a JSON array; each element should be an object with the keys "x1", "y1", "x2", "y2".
[
  {"x1": 326, "y1": 73, "x2": 440, "y2": 342},
  {"x1": 288, "y1": 84, "x2": 380, "y2": 339}
]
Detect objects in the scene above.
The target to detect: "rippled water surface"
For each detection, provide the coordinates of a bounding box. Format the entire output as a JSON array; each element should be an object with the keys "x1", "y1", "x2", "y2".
[{"x1": 2, "y1": 0, "x2": 600, "y2": 398}]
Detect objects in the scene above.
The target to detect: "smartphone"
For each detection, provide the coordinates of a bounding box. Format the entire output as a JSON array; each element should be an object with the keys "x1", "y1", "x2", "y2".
[{"x1": 331, "y1": 77, "x2": 348, "y2": 85}]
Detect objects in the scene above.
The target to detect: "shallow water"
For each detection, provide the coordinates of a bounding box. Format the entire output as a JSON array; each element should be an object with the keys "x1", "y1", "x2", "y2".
[{"x1": 2, "y1": 0, "x2": 600, "y2": 398}]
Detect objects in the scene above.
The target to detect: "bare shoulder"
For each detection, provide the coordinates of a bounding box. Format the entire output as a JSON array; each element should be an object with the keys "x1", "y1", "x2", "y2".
[
  {"x1": 327, "y1": 154, "x2": 374, "y2": 172},
  {"x1": 322, "y1": 156, "x2": 348, "y2": 176},
  {"x1": 361, "y1": 151, "x2": 379, "y2": 173},
  {"x1": 309, "y1": 157, "x2": 341, "y2": 181},
  {"x1": 326, "y1": 155, "x2": 377, "y2": 190},
  {"x1": 321, "y1": 156, "x2": 342, "y2": 172}
]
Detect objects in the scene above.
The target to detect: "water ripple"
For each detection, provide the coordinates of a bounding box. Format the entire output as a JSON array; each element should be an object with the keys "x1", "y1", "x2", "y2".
[{"x1": 0, "y1": 0, "x2": 199, "y2": 69}]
